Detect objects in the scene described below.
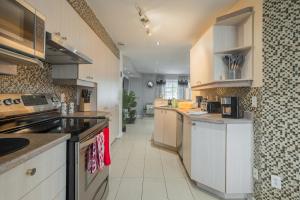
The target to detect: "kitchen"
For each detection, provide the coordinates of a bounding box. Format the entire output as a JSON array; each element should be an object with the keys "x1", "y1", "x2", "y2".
[{"x1": 0, "y1": 0, "x2": 299, "y2": 200}]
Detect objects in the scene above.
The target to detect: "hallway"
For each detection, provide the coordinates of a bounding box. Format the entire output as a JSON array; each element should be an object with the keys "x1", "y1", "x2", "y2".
[{"x1": 108, "y1": 118, "x2": 219, "y2": 200}]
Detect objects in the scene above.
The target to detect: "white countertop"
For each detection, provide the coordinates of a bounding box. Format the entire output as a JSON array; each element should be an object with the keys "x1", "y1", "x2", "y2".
[{"x1": 155, "y1": 106, "x2": 253, "y2": 124}]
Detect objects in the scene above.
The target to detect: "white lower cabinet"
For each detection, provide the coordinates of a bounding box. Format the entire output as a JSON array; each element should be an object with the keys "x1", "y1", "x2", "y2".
[
  {"x1": 153, "y1": 109, "x2": 178, "y2": 148},
  {"x1": 190, "y1": 121, "x2": 253, "y2": 198},
  {"x1": 191, "y1": 122, "x2": 226, "y2": 193},
  {"x1": 0, "y1": 142, "x2": 67, "y2": 200}
]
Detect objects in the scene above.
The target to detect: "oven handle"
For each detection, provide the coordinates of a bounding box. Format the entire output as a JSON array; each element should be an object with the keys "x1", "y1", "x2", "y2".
[{"x1": 80, "y1": 137, "x2": 96, "y2": 149}]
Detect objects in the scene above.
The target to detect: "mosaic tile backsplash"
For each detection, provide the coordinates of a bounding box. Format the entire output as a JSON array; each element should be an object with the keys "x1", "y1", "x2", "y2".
[
  {"x1": 0, "y1": 63, "x2": 76, "y2": 103},
  {"x1": 254, "y1": 0, "x2": 300, "y2": 199}
]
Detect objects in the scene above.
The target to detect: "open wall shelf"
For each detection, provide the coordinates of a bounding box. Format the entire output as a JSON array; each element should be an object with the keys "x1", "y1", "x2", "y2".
[
  {"x1": 214, "y1": 46, "x2": 252, "y2": 55},
  {"x1": 191, "y1": 79, "x2": 253, "y2": 90},
  {"x1": 190, "y1": 7, "x2": 254, "y2": 90}
]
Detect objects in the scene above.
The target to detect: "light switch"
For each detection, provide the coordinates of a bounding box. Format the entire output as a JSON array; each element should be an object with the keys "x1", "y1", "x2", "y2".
[
  {"x1": 271, "y1": 175, "x2": 282, "y2": 189},
  {"x1": 252, "y1": 96, "x2": 257, "y2": 108}
]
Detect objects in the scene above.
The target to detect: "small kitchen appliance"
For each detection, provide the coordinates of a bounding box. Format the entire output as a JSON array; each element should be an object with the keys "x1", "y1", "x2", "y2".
[
  {"x1": 207, "y1": 101, "x2": 221, "y2": 113},
  {"x1": 195, "y1": 96, "x2": 203, "y2": 108},
  {"x1": 221, "y1": 96, "x2": 241, "y2": 118}
]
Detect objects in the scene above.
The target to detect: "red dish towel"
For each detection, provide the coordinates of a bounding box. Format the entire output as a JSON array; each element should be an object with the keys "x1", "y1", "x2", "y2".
[{"x1": 103, "y1": 127, "x2": 111, "y2": 166}]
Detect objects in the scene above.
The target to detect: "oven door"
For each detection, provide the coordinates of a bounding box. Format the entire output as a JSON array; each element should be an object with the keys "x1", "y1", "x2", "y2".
[
  {"x1": 0, "y1": 0, "x2": 36, "y2": 56},
  {"x1": 76, "y1": 137, "x2": 109, "y2": 200}
]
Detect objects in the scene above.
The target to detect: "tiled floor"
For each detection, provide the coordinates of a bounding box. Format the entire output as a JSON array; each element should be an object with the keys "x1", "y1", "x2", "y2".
[{"x1": 108, "y1": 118, "x2": 220, "y2": 200}]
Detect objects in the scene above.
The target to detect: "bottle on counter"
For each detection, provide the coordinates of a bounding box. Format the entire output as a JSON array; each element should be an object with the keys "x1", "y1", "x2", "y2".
[
  {"x1": 68, "y1": 102, "x2": 75, "y2": 114},
  {"x1": 61, "y1": 102, "x2": 67, "y2": 115},
  {"x1": 168, "y1": 99, "x2": 172, "y2": 107},
  {"x1": 171, "y1": 98, "x2": 177, "y2": 108}
]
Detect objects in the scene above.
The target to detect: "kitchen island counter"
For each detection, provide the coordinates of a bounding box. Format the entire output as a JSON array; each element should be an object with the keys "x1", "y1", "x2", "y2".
[{"x1": 154, "y1": 106, "x2": 252, "y2": 124}]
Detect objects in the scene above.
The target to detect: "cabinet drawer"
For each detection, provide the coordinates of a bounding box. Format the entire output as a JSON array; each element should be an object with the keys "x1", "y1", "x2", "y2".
[
  {"x1": 21, "y1": 165, "x2": 66, "y2": 200},
  {"x1": 0, "y1": 142, "x2": 66, "y2": 200}
]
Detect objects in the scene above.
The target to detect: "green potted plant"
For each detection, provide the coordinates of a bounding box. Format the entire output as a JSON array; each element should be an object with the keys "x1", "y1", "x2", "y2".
[{"x1": 122, "y1": 90, "x2": 137, "y2": 131}]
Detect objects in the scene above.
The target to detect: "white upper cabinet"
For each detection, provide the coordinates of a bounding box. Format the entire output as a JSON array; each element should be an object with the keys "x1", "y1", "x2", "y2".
[
  {"x1": 60, "y1": 0, "x2": 79, "y2": 47},
  {"x1": 190, "y1": 7, "x2": 254, "y2": 89},
  {"x1": 190, "y1": 26, "x2": 214, "y2": 86},
  {"x1": 26, "y1": 0, "x2": 62, "y2": 33}
]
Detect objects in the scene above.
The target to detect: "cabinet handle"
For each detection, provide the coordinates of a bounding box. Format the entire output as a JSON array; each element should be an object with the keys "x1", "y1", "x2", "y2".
[
  {"x1": 192, "y1": 122, "x2": 196, "y2": 126},
  {"x1": 62, "y1": 36, "x2": 67, "y2": 41},
  {"x1": 26, "y1": 168, "x2": 37, "y2": 176}
]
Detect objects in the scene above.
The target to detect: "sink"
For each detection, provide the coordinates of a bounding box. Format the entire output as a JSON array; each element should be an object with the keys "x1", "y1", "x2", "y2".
[{"x1": 0, "y1": 138, "x2": 30, "y2": 157}]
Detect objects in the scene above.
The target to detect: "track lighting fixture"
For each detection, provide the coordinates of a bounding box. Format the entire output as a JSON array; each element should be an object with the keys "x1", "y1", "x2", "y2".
[{"x1": 136, "y1": 4, "x2": 152, "y2": 36}]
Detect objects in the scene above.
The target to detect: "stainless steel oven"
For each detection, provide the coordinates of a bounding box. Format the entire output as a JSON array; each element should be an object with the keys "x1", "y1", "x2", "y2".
[
  {"x1": 0, "y1": 0, "x2": 46, "y2": 59},
  {"x1": 76, "y1": 133, "x2": 109, "y2": 200}
]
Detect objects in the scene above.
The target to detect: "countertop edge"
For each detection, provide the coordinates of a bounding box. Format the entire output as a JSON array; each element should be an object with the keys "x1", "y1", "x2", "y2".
[
  {"x1": 0, "y1": 134, "x2": 70, "y2": 175},
  {"x1": 154, "y1": 107, "x2": 253, "y2": 124}
]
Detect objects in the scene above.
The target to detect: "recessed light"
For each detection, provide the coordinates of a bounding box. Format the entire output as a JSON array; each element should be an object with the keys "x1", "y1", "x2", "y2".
[{"x1": 156, "y1": 41, "x2": 160, "y2": 46}]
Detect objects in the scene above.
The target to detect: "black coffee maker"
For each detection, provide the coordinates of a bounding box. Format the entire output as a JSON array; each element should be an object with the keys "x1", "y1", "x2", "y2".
[
  {"x1": 195, "y1": 96, "x2": 203, "y2": 108},
  {"x1": 221, "y1": 96, "x2": 241, "y2": 118}
]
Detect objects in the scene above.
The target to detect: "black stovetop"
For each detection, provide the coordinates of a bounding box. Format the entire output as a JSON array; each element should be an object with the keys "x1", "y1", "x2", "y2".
[{"x1": 0, "y1": 112, "x2": 106, "y2": 136}]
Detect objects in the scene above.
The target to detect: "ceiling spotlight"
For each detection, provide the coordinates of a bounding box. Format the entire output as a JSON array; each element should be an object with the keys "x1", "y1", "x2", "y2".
[
  {"x1": 146, "y1": 29, "x2": 152, "y2": 36},
  {"x1": 144, "y1": 23, "x2": 150, "y2": 29},
  {"x1": 156, "y1": 41, "x2": 160, "y2": 46}
]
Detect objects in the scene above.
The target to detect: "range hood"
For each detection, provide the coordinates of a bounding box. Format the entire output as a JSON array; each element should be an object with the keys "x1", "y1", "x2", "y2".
[{"x1": 45, "y1": 32, "x2": 93, "y2": 65}]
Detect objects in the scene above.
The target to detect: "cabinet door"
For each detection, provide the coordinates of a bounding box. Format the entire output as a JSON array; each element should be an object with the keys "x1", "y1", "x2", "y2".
[
  {"x1": 190, "y1": 26, "x2": 214, "y2": 86},
  {"x1": 163, "y1": 110, "x2": 177, "y2": 147},
  {"x1": 154, "y1": 109, "x2": 164, "y2": 143},
  {"x1": 191, "y1": 122, "x2": 226, "y2": 193},
  {"x1": 226, "y1": 124, "x2": 253, "y2": 194},
  {"x1": 27, "y1": 0, "x2": 62, "y2": 33},
  {"x1": 182, "y1": 116, "x2": 191, "y2": 176},
  {"x1": 60, "y1": 0, "x2": 79, "y2": 46}
]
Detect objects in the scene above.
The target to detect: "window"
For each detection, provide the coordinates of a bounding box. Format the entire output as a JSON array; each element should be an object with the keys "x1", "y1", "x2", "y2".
[{"x1": 164, "y1": 80, "x2": 178, "y2": 99}]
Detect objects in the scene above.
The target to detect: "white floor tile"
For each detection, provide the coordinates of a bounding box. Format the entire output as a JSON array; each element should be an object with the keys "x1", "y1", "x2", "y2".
[
  {"x1": 115, "y1": 178, "x2": 143, "y2": 200},
  {"x1": 186, "y1": 178, "x2": 221, "y2": 200},
  {"x1": 162, "y1": 158, "x2": 185, "y2": 178},
  {"x1": 142, "y1": 178, "x2": 168, "y2": 200},
  {"x1": 144, "y1": 158, "x2": 164, "y2": 178},
  {"x1": 107, "y1": 178, "x2": 121, "y2": 200},
  {"x1": 165, "y1": 178, "x2": 194, "y2": 200},
  {"x1": 123, "y1": 159, "x2": 145, "y2": 178},
  {"x1": 109, "y1": 159, "x2": 127, "y2": 178}
]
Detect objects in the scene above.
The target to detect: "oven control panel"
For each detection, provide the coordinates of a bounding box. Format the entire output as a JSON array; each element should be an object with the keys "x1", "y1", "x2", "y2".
[{"x1": 0, "y1": 94, "x2": 61, "y2": 117}]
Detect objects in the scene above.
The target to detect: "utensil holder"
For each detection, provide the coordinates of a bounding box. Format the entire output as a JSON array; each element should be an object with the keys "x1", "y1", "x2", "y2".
[{"x1": 228, "y1": 68, "x2": 241, "y2": 79}]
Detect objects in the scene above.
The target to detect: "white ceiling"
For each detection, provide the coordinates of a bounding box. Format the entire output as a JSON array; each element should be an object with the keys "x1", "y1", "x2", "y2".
[{"x1": 87, "y1": 0, "x2": 238, "y2": 76}]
